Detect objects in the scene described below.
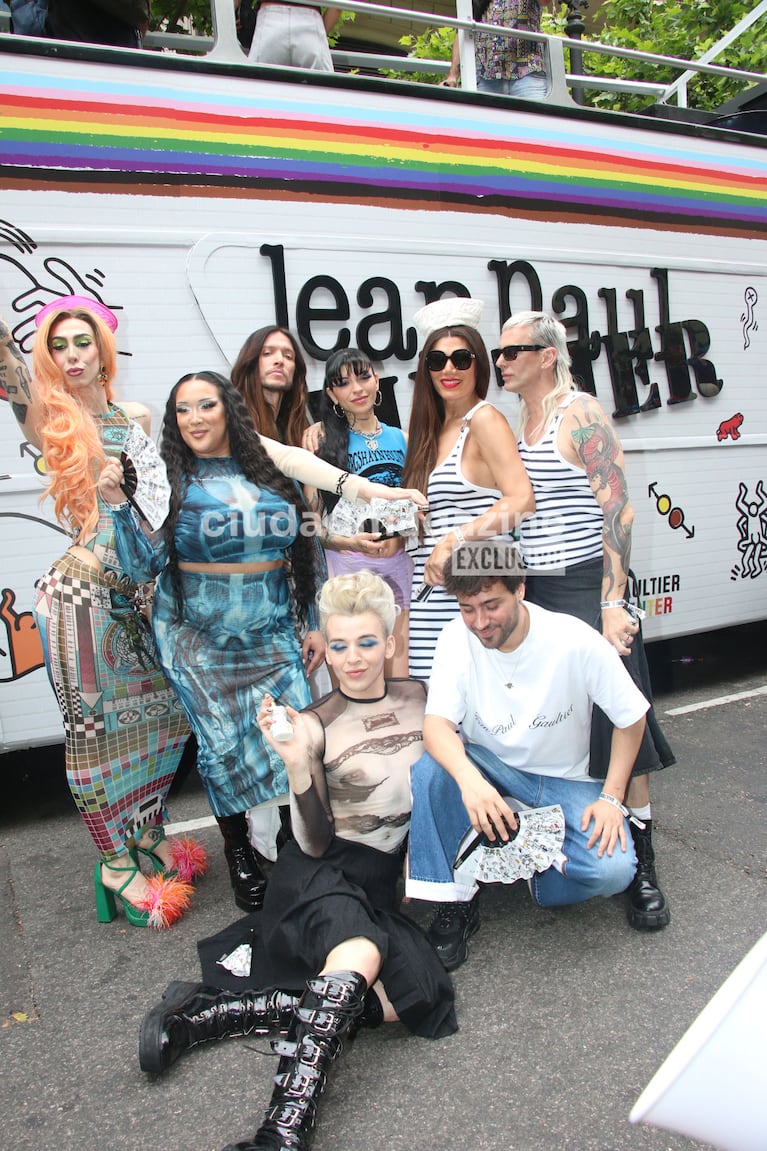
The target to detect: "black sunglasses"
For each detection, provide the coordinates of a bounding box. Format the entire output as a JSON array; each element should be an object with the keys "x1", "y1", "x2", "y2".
[
  {"x1": 425, "y1": 348, "x2": 476, "y2": 372},
  {"x1": 493, "y1": 344, "x2": 546, "y2": 362}
]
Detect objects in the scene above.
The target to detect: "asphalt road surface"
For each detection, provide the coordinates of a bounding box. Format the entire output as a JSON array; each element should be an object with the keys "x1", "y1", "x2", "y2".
[{"x1": 1, "y1": 623, "x2": 765, "y2": 1151}]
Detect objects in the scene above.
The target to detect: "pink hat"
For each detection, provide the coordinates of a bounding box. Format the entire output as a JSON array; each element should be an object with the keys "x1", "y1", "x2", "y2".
[{"x1": 34, "y1": 295, "x2": 119, "y2": 332}]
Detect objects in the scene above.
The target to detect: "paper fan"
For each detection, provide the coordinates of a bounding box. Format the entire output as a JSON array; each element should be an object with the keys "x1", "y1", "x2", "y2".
[
  {"x1": 326, "y1": 496, "x2": 420, "y2": 539},
  {"x1": 452, "y1": 804, "x2": 566, "y2": 884},
  {"x1": 118, "y1": 423, "x2": 171, "y2": 531}
]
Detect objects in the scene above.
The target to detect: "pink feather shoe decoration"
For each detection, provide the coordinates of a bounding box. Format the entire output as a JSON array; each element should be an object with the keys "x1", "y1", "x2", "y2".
[
  {"x1": 137, "y1": 826, "x2": 209, "y2": 882},
  {"x1": 166, "y1": 835, "x2": 209, "y2": 883},
  {"x1": 137, "y1": 874, "x2": 194, "y2": 929}
]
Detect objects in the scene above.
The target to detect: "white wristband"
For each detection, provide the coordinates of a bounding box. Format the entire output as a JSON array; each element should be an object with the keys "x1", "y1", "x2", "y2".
[{"x1": 598, "y1": 791, "x2": 646, "y2": 829}]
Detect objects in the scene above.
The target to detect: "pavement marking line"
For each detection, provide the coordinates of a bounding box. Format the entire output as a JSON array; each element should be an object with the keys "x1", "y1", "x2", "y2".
[
  {"x1": 665, "y1": 683, "x2": 767, "y2": 716},
  {"x1": 166, "y1": 814, "x2": 218, "y2": 834}
]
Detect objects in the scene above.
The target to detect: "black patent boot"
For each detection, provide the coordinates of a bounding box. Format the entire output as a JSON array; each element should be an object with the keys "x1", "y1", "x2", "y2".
[
  {"x1": 628, "y1": 819, "x2": 671, "y2": 931},
  {"x1": 221, "y1": 970, "x2": 368, "y2": 1151},
  {"x1": 216, "y1": 813, "x2": 268, "y2": 911},
  {"x1": 139, "y1": 981, "x2": 299, "y2": 1074}
]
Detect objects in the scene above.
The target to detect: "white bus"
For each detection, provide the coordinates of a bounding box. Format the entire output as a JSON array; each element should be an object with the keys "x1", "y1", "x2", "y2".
[{"x1": 1, "y1": 1, "x2": 765, "y2": 749}]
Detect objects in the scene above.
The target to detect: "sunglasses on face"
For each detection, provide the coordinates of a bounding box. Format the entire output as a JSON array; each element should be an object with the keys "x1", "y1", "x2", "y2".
[
  {"x1": 425, "y1": 348, "x2": 476, "y2": 372},
  {"x1": 493, "y1": 344, "x2": 546, "y2": 362}
]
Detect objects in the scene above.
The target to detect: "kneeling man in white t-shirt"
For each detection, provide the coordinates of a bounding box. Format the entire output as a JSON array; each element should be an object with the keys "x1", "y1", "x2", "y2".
[{"x1": 407, "y1": 542, "x2": 649, "y2": 971}]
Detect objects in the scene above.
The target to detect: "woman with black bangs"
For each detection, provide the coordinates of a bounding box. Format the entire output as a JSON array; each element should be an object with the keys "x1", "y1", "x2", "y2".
[
  {"x1": 309, "y1": 347, "x2": 413, "y2": 676},
  {"x1": 99, "y1": 371, "x2": 426, "y2": 910}
]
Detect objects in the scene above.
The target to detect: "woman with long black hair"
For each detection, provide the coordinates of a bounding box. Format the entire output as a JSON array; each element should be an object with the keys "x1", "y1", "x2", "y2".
[{"x1": 100, "y1": 371, "x2": 425, "y2": 910}]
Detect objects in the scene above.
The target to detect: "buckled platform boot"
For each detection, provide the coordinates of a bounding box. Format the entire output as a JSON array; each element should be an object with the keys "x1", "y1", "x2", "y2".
[
  {"x1": 216, "y1": 813, "x2": 268, "y2": 911},
  {"x1": 221, "y1": 970, "x2": 368, "y2": 1151},
  {"x1": 628, "y1": 819, "x2": 671, "y2": 931},
  {"x1": 139, "y1": 980, "x2": 299, "y2": 1074}
]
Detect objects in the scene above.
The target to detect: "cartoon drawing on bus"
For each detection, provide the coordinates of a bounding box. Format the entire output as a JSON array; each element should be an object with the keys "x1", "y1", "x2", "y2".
[
  {"x1": 0, "y1": 587, "x2": 43, "y2": 681},
  {"x1": 0, "y1": 513, "x2": 69, "y2": 681},
  {"x1": 717, "y1": 413, "x2": 744, "y2": 442},
  {"x1": 741, "y1": 286, "x2": 758, "y2": 350},
  {"x1": 731, "y1": 480, "x2": 767, "y2": 581},
  {"x1": 0, "y1": 218, "x2": 122, "y2": 354},
  {"x1": 648, "y1": 481, "x2": 695, "y2": 538}
]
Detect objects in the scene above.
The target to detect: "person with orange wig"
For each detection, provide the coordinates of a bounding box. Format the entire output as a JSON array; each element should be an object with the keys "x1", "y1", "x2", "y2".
[{"x1": 0, "y1": 297, "x2": 206, "y2": 928}]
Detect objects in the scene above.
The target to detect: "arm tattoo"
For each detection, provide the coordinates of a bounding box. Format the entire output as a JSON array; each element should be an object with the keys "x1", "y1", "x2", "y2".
[
  {"x1": 0, "y1": 322, "x2": 33, "y2": 402},
  {"x1": 570, "y1": 403, "x2": 632, "y2": 594}
]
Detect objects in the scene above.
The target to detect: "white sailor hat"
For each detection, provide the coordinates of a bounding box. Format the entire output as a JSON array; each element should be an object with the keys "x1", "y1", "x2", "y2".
[{"x1": 412, "y1": 297, "x2": 484, "y2": 341}]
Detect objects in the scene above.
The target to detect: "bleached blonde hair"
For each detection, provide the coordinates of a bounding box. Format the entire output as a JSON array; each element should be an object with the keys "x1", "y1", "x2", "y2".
[
  {"x1": 319, "y1": 570, "x2": 396, "y2": 639},
  {"x1": 503, "y1": 310, "x2": 576, "y2": 439}
]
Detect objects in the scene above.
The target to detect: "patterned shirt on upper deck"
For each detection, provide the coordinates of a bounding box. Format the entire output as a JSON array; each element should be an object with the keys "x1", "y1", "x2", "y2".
[{"x1": 475, "y1": 0, "x2": 544, "y2": 82}]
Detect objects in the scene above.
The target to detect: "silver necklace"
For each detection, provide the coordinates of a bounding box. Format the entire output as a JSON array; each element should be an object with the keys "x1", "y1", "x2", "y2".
[
  {"x1": 489, "y1": 612, "x2": 530, "y2": 690},
  {"x1": 356, "y1": 420, "x2": 382, "y2": 452}
]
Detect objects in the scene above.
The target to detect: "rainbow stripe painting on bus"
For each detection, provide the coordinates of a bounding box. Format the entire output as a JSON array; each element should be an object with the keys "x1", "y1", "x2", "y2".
[{"x1": 1, "y1": 61, "x2": 766, "y2": 237}]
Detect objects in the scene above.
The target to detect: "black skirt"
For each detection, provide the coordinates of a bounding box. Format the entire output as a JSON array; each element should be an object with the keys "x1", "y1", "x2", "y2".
[{"x1": 198, "y1": 837, "x2": 457, "y2": 1040}]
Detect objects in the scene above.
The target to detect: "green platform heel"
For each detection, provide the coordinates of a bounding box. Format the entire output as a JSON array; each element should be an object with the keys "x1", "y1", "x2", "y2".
[{"x1": 94, "y1": 858, "x2": 193, "y2": 929}]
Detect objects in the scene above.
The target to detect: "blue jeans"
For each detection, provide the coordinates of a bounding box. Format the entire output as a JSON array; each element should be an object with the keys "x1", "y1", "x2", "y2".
[
  {"x1": 407, "y1": 742, "x2": 636, "y2": 907},
  {"x1": 477, "y1": 72, "x2": 549, "y2": 100}
]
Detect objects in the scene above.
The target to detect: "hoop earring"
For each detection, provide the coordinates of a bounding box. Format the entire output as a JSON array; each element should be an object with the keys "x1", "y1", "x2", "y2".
[
  {"x1": 332, "y1": 402, "x2": 346, "y2": 420},
  {"x1": 374, "y1": 389, "x2": 382, "y2": 407},
  {"x1": 98, "y1": 366, "x2": 108, "y2": 386}
]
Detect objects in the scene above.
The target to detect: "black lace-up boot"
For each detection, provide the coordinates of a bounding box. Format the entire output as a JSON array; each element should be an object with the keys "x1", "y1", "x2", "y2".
[
  {"x1": 628, "y1": 819, "x2": 671, "y2": 930},
  {"x1": 139, "y1": 981, "x2": 299, "y2": 1074},
  {"x1": 216, "y1": 813, "x2": 268, "y2": 911},
  {"x1": 426, "y1": 895, "x2": 480, "y2": 971},
  {"x1": 221, "y1": 970, "x2": 368, "y2": 1151}
]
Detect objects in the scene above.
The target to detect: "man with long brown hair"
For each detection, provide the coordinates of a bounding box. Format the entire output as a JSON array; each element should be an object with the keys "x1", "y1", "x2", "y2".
[{"x1": 231, "y1": 326, "x2": 311, "y2": 448}]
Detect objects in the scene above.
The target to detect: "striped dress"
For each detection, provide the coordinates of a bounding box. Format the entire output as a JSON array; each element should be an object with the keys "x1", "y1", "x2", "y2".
[{"x1": 408, "y1": 401, "x2": 502, "y2": 679}]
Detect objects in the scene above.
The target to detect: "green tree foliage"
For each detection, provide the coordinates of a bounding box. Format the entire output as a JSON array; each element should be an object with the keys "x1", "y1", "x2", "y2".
[
  {"x1": 588, "y1": 0, "x2": 767, "y2": 112},
  {"x1": 382, "y1": 26, "x2": 455, "y2": 85},
  {"x1": 150, "y1": 0, "x2": 213, "y2": 35}
]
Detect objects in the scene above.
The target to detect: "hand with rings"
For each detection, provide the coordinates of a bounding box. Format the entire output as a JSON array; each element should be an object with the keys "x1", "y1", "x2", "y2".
[
  {"x1": 356, "y1": 532, "x2": 383, "y2": 556},
  {"x1": 602, "y1": 603, "x2": 637, "y2": 655}
]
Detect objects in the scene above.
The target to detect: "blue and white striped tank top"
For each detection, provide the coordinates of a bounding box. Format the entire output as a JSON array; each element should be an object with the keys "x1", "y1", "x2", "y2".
[{"x1": 517, "y1": 394, "x2": 603, "y2": 572}]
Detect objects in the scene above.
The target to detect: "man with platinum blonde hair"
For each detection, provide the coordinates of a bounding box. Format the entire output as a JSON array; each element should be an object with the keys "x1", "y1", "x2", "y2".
[
  {"x1": 319, "y1": 557, "x2": 398, "y2": 639},
  {"x1": 494, "y1": 308, "x2": 675, "y2": 933}
]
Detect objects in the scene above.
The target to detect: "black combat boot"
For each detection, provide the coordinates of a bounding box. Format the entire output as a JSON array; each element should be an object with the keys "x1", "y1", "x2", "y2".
[
  {"x1": 221, "y1": 970, "x2": 368, "y2": 1151},
  {"x1": 216, "y1": 812, "x2": 268, "y2": 911},
  {"x1": 426, "y1": 895, "x2": 481, "y2": 971},
  {"x1": 139, "y1": 981, "x2": 299, "y2": 1074},
  {"x1": 628, "y1": 819, "x2": 671, "y2": 930}
]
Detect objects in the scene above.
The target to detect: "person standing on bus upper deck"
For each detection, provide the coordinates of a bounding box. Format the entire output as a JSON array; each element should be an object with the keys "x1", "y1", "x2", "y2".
[
  {"x1": 496, "y1": 309, "x2": 675, "y2": 933},
  {"x1": 231, "y1": 325, "x2": 311, "y2": 448},
  {"x1": 242, "y1": 0, "x2": 340, "y2": 72},
  {"x1": 442, "y1": 0, "x2": 547, "y2": 99},
  {"x1": 45, "y1": 0, "x2": 150, "y2": 48}
]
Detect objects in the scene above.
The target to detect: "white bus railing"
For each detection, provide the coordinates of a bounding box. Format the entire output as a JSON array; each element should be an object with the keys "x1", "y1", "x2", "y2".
[{"x1": 1, "y1": 0, "x2": 765, "y2": 113}]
